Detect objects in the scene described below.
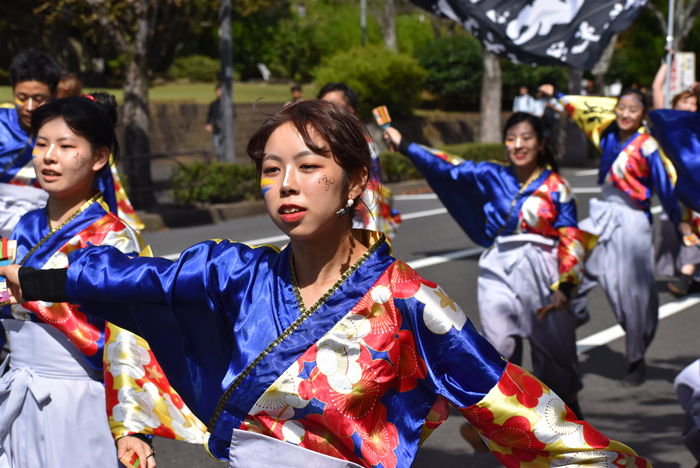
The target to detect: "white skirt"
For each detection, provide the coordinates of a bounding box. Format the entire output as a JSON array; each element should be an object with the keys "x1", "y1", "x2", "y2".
[{"x1": 0, "y1": 320, "x2": 118, "y2": 468}]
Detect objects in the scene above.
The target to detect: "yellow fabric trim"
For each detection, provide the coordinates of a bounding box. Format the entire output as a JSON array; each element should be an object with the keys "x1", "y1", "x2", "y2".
[
  {"x1": 0, "y1": 103, "x2": 15, "y2": 109},
  {"x1": 19, "y1": 192, "x2": 103, "y2": 265}
]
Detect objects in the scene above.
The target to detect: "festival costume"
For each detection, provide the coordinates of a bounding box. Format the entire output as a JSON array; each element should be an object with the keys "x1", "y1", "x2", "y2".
[
  {"x1": 558, "y1": 95, "x2": 682, "y2": 364},
  {"x1": 352, "y1": 140, "x2": 401, "y2": 241},
  {"x1": 675, "y1": 360, "x2": 700, "y2": 462},
  {"x1": 397, "y1": 140, "x2": 593, "y2": 402},
  {"x1": 31, "y1": 228, "x2": 649, "y2": 468},
  {"x1": 0, "y1": 193, "x2": 204, "y2": 467},
  {"x1": 0, "y1": 105, "x2": 144, "y2": 236}
]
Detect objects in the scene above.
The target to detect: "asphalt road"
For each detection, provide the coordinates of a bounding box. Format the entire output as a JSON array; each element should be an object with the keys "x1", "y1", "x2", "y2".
[{"x1": 142, "y1": 168, "x2": 698, "y2": 468}]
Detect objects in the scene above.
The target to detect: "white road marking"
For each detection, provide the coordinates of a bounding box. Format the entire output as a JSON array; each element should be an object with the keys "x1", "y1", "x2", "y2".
[
  {"x1": 572, "y1": 187, "x2": 602, "y2": 194},
  {"x1": 576, "y1": 293, "x2": 700, "y2": 354},
  {"x1": 575, "y1": 169, "x2": 599, "y2": 176},
  {"x1": 406, "y1": 247, "x2": 485, "y2": 270},
  {"x1": 401, "y1": 208, "x2": 448, "y2": 220},
  {"x1": 395, "y1": 194, "x2": 437, "y2": 200}
]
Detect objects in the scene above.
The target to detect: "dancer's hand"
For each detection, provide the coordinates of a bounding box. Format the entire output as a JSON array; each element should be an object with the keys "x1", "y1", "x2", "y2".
[
  {"x1": 383, "y1": 127, "x2": 402, "y2": 151},
  {"x1": 679, "y1": 221, "x2": 692, "y2": 236},
  {"x1": 0, "y1": 265, "x2": 24, "y2": 304},
  {"x1": 117, "y1": 435, "x2": 156, "y2": 468},
  {"x1": 538, "y1": 84, "x2": 555, "y2": 97},
  {"x1": 537, "y1": 290, "x2": 570, "y2": 321}
]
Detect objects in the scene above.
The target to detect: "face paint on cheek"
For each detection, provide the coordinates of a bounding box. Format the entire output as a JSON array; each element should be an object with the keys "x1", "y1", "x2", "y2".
[
  {"x1": 32, "y1": 148, "x2": 40, "y2": 158},
  {"x1": 282, "y1": 164, "x2": 292, "y2": 187},
  {"x1": 14, "y1": 98, "x2": 23, "y2": 108},
  {"x1": 73, "y1": 152, "x2": 86, "y2": 165},
  {"x1": 260, "y1": 178, "x2": 275, "y2": 197}
]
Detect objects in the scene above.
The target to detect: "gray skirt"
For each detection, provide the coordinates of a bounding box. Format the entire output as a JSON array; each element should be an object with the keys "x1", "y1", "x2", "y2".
[
  {"x1": 477, "y1": 233, "x2": 581, "y2": 401},
  {"x1": 0, "y1": 320, "x2": 118, "y2": 468},
  {"x1": 572, "y1": 187, "x2": 658, "y2": 363}
]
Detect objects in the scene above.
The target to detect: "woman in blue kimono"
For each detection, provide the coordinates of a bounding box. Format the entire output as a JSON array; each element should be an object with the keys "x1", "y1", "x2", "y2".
[
  {"x1": 0, "y1": 93, "x2": 206, "y2": 468},
  {"x1": 1, "y1": 100, "x2": 650, "y2": 468},
  {"x1": 542, "y1": 84, "x2": 684, "y2": 387},
  {"x1": 383, "y1": 113, "x2": 592, "y2": 422}
]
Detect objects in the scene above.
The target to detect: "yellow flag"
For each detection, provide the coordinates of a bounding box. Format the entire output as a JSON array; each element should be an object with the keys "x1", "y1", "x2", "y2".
[{"x1": 559, "y1": 95, "x2": 618, "y2": 150}]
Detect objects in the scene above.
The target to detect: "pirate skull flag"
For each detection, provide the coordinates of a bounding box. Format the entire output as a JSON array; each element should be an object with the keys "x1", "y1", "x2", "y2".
[{"x1": 411, "y1": 0, "x2": 648, "y2": 69}]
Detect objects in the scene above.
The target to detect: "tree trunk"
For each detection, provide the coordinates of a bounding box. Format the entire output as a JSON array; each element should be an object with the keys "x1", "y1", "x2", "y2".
[
  {"x1": 219, "y1": 0, "x2": 236, "y2": 163},
  {"x1": 480, "y1": 50, "x2": 502, "y2": 143},
  {"x1": 591, "y1": 33, "x2": 618, "y2": 95},
  {"x1": 121, "y1": 11, "x2": 156, "y2": 209},
  {"x1": 431, "y1": 15, "x2": 441, "y2": 40},
  {"x1": 382, "y1": 0, "x2": 398, "y2": 52}
]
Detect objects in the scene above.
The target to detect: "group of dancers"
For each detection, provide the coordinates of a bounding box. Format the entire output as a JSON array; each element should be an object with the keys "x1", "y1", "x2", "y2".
[{"x1": 0, "y1": 47, "x2": 696, "y2": 468}]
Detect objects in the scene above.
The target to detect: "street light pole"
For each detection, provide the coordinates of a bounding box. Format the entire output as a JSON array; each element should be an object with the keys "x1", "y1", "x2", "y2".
[
  {"x1": 664, "y1": 0, "x2": 675, "y2": 109},
  {"x1": 219, "y1": 0, "x2": 236, "y2": 162},
  {"x1": 361, "y1": 0, "x2": 367, "y2": 47}
]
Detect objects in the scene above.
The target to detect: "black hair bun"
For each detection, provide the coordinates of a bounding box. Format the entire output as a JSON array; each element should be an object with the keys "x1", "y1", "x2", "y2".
[{"x1": 88, "y1": 92, "x2": 119, "y2": 126}]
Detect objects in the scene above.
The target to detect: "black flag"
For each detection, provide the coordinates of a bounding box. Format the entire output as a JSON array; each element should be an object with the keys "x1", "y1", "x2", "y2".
[{"x1": 411, "y1": 0, "x2": 648, "y2": 69}]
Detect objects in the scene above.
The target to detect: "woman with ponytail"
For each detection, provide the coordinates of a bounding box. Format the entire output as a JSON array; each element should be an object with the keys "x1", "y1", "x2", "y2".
[
  {"x1": 0, "y1": 93, "x2": 205, "y2": 468},
  {"x1": 383, "y1": 112, "x2": 593, "y2": 421}
]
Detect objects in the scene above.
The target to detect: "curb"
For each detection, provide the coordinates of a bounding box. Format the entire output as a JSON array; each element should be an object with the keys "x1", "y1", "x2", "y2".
[{"x1": 136, "y1": 179, "x2": 432, "y2": 232}]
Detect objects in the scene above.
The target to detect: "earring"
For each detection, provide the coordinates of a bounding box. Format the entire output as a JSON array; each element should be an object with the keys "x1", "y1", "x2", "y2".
[{"x1": 336, "y1": 198, "x2": 355, "y2": 218}]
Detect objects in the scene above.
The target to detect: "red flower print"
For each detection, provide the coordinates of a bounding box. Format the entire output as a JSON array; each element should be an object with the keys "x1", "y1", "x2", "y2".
[
  {"x1": 313, "y1": 358, "x2": 394, "y2": 437},
  {"x1": 583, "y1": 423, "x2": 610, "y2": 449},
  {"x1": 352, "y1": 284, "x2": 401, "y2": 351},
  {"x1": 395, "y1": 330, "x2": 427, "y2": 392},
  {"x1": 484, "y1": 415, "x2": 546, "y2": 453},
  {"x1": 301, "y1": 414, "x2": 358, "y2": 463},
  {"x1": 498, "y1": 364, "x2": 544, "y2": 408},
  {"x1": 356, "y1": 405, "x2": 400, "y2": 468},
  {"x1": 388, "y1": 262, "x2": 436, "y2": 299}
]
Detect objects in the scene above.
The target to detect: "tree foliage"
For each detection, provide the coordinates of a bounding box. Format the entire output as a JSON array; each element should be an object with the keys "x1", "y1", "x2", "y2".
[{"x1": 314, "y1": 45, "x2": 427, "y2": 117}]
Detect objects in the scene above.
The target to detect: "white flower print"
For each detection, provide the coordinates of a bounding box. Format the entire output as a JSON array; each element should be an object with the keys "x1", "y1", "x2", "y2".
[
  {"x1": 550, "y1": 450, "x2": 618, "y2": 468},
  {"x1": 414, "y1": 283, "x2": 467, "y2": 334},
  {"x1": 107, "y1": 331, "x2": 151, "y2": 379},
  {"x1": 251, "y1": 360, "x2": 310, "y2": 419},
  {"x1": 163, "y1": 394, "x2": 206, "y2": 443},
  {"x1": 103, "y1": 227, "x2": 141, "y2": 254},
  {"x1": 534, "y1": 392, "x2": 585, "y2": 448},
  {"x1": 556, "y1": 181, "x2": 573, "y2": 204},
  {"x1": 112, "y1": 383, "x2": 161, "y2": 432},
  {"x1": 609, "y1": 151, "x2": 629, "y2": 181},
  {"x1": 520, "y1": 193, "x2": 544, "y2": 228},
  {"x1": 44, "y1": 251, "x2": 68, "y2": 269},
  {"x1": 281, "y1": 420, "x2": 305, "y2": 444},
  {"x1": 316, "y1": 329, "x2": 363, "y2": 394}
]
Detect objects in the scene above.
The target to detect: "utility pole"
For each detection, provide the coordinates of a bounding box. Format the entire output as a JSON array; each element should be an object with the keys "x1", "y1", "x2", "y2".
[
  {"x1": 664, "y1": 0, "x2": 675, "y2": 109},
  {"x1": 219, "y1": 0, "x2": 235, "y2": 162},
  {"x1": 361, "y1": 0, "x2": 367, "y2": 47}
]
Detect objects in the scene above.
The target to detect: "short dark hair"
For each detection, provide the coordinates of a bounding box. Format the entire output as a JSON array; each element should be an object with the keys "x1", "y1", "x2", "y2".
[
  {"x1": 9, "y1": 48, "x2": 62, "y2": 94},
  {"x1": 291, "y1": 85, "x2": 302, "y2": 92},
  {"x1": 317, "y1": 83, "x2": 359, "y2": 113},
  {"x1": 31, "y1": 93, "x2": 121, "y2": 168},
  {"x1": 247, "y1": 100, "x2": 378, "y2": 214},
  {"x1": 503, "y1": 112, "x2": 559, "y2": 173}
]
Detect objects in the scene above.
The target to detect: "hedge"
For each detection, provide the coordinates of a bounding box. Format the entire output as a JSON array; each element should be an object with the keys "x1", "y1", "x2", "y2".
[
  {"x1": 171, "y1": 162, "x2": 259, "y2": 204},
  {"x1": 169, "y1": 143, "x2": 505, "y2": 204}
]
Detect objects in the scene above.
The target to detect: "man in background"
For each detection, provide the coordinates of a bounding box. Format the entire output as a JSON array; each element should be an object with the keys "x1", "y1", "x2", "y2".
[
  {"x1": 205, "y1": 83, "x2": 223, "y2": 161},
  {"x1": 513, "y1": 86, "x2": 534, "y2": 114},
  {"x1": 291, "y1": 85, "x2": 303, "y2": 101},
  {"x1": 0, "y1": 48, "x2": 61, "y2": 237}
]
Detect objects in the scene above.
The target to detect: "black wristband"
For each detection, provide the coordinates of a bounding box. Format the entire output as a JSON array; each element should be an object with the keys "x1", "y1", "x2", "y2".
[
  {"x1": 558, "y1": 281, "x2": 575, "y2": 300},
  {"x1": 19, "y1": 266, "x2": 69, "y2": 303},
  {"x1": 118, "y1": 433, "x2": 153, "y2": 447},
  {"x1": 398, "y1": 138, "x2": 412, "y2": 155}
]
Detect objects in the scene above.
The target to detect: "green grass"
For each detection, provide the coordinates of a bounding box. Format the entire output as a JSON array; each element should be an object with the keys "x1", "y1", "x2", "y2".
[{"x1": 0, "y1": 82, "x2": 316, "y2": 105}]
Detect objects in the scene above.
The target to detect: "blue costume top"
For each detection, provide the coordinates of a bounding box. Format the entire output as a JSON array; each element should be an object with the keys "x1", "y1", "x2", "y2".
[
  {"x1": 400, "y1": 143, "x2": 593, "y2": 287},
  {"x1": 57, "y1": 232, "x2": 647, "y2": 466}
]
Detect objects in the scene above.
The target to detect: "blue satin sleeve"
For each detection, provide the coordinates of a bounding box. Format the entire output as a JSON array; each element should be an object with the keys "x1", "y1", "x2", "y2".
[
  {"x1": 397, "y1": 292, "x2": 505, "y2": 408},
  {"x1": 552, "y1": 186, "x2": 578, "y2": 229},
  {"x1": 404, "y1": 143, "x2": 481, "y2": 187},
  {"x1": 649, "y1": 149, "x2": 682, "y2": 225},
  {"x1": 64, "y1": 240, "x2": 281, "y2": 421},
  {"x1": 93, "y1": 168, "x2": 118, "y2": 214}
]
